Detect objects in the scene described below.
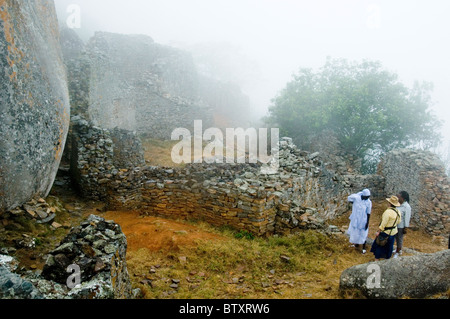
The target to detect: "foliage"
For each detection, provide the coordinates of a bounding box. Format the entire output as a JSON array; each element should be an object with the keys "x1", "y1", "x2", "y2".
[
  {"x1": 234, "y1": 230, "x2": 255, "y2": 240},
  {"x1": 266, "y1": 58, "x2": 442, "y2": 173}
]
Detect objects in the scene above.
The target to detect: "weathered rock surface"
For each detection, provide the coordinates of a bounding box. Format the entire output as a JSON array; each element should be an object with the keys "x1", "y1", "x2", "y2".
[
  {"x1": 0, "y1": 265, "x2": 43, "y2": 299},
  {"x1": 42, "y1": 215, "x2": 132, "y2": 299},
  {"x1": 1, "y1": 214, "x2": 132, "y2": 299},
  {"x1": 0, "y1": 0, "x2": 70, "y2": 212},
  {"x1": 379, "y1": 149, "x2": 450, "y2": 238},
  {"x1": 340, "y1": 250, "x2": 450, "y2": 299},
  {"x1": 0, "y1": 254, "x2": 43, "y2": 299}
]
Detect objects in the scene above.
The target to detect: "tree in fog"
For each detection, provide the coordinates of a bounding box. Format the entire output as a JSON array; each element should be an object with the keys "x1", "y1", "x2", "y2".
[{"x1": 266, "y1": 58, "x2": 442, "y2": 173}]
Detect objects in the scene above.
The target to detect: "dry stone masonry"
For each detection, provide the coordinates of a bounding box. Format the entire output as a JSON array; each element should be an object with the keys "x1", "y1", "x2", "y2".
[
  {"x1": 58, "y1": 29, "x2": 253, "y2": 140},
  {"x1": 379, "y1": 149, "x2": 450, "y2": 238},
  {"x1": 70, "y1": 118, "x2": 449, "y2": 240},
  {"x1": 2, "y1": 0, "x2": 449, "y2": 302},
  {"x1": 87, "y1": 32, "x2": 216, "y2": 136},
  {"x1": 70, "y1": 117, "x2": 145, "y2": 205},
  {"x1": 59, "y1": 30, "x2": 217, "y2": 138},
  {"x1": 70, "y1": 120, "x2": 385, "y2": 236},
  {"x1": 42, "y1": 215, "x2": 132, "y2": 299}
]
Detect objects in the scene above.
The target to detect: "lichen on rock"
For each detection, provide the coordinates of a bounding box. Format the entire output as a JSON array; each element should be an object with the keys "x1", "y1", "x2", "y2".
[{"x1": 0, "y1": 0, "x2": 70, "y2": 212}]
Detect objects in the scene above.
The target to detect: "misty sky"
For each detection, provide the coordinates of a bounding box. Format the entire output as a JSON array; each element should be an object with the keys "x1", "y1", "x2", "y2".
[{"x1": 54, "y1": 0, "x2": 450, "y2": 144}]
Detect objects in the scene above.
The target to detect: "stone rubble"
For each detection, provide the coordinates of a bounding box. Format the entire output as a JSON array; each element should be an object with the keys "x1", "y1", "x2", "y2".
[
  {"x1": 0, "y1": 215, "x2": 132, "y2": 299},
  {"x1": 41, "y1": 215, "x2": 132, "y2": 299},
  {"x1": 5, "y1": 198, "x2": 58, "y2": 226}
]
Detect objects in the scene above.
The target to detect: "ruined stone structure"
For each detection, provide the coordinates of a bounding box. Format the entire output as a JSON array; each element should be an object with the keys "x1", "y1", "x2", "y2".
[
  {"x1": 0, "y1": 0, "x2": 70, "y2": 212},
  {"x1": 42, "y1": 215, "x2": 132, "y2": 299},
  {"x1": 68, "y1": 118, "x2": 449, "y2": 239},
  {"x1": 3, "y1": 0, "x2": 449, "y2": 302},
  {"x1": 198, "y1": 77, "x2": 251, "y2": 129},
  {"x1": 379, "y1": 149, "x2": 450, "y2": 237},
  {"x1": 1, "y1": 215, "x2": 132, "y2": 299},
  {"x1": 86, "y1": 32, "x2": 215, "y2": 136},
  {"x1": 69, "y1": 120, "x2": 387, "y2": 236},
  {"x1": 59, "y1": 28, "x2": 253, "y2": 138},
  {"x1": 110, "y1": 127, "x2": 146, "y2": 169}
]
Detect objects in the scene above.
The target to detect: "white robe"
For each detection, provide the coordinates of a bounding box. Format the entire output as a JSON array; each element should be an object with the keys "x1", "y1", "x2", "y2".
[{"x1": 346, "y1": 192, "x2": 372, "y2": 245}]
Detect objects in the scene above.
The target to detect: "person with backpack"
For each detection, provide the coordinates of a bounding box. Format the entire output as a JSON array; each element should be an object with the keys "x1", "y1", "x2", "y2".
[{"x1": 370, "y1": 195, "x2": 402, "y2": 261}]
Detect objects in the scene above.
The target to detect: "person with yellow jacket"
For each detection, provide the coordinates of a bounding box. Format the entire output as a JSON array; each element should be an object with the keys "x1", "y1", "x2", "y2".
[{"x1": 370, "y1": 196, "x2": 402, "y2": 261}]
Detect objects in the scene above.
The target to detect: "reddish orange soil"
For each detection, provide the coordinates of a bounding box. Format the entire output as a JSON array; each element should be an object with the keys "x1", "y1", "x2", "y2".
[{"x1": 102, "y1": 211, "x2": 224, "y2": 252}]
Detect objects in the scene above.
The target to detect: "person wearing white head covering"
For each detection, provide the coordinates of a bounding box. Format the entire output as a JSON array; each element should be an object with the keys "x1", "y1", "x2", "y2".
[{"x1": 346, "y1": 189, "x2": 372, "y2": 254}]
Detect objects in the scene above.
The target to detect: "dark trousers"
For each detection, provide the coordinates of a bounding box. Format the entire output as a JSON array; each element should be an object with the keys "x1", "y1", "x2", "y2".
[
  {"x1": 371, "y1": 235, "x2": 396, "y2": 260},
  {"x1": 395, "y1": 228, "x2": 405, "y2": 251}
]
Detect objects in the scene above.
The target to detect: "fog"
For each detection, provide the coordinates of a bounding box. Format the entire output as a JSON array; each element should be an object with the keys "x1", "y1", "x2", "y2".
[{"x1": 54, "y1": 0, "x2": 450, "y2": 143}]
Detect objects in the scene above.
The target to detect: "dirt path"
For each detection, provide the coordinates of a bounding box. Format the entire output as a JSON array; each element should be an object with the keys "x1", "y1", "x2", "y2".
[{"x1": 102, "y1": 211, "x2": 224, "y2": 252}]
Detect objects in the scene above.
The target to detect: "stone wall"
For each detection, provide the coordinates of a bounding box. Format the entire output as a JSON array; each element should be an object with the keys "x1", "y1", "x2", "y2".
[
  {"x1": 379, "y1": 149, "x2": 450, "y2": 238},
  {"x1": 140, "y1": 166, "x2": 279, "y2": 236},
  {"x1": 70, "y1": 117, "x2": 115, "y2": 200},
  {"x1": 59, "y1": 29, "x2": 255, "y2": 142},
  {"x1": 110, "y1": 128, "x2": 145, "y2": 169},
  {"x1": 70, "y1": 117, "x2": 145, "y2": 207},
  {"x1": 0, "y1": 0, "x2": 70, "y2": 211},
  {"x1": 70, "y1": 121, "x2": 381, "y2": 236},
  {"x1": 306, "y1": 132, "x2": 362, "y2": 174},
  {"x1": 70, "y1": 121, "x2": 449, "y2": 240},
  {"x1": 42, "y1": 214, "x2": 132, "y2": 299},
  {"x1": 59, "y1": 30, "x2": 216, "y2": 139},
  {"x1": 87, "y1": 32, "x2": 215, "y2": 136}
]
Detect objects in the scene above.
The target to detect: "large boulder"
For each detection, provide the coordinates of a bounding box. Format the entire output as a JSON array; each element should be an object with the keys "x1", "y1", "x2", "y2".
[
  {"x1": 340, "y1": 250, "x2": 450, "y2": 299},
  {"x1": 0, "y1": 0, "x2": 70, "y2": 211}
]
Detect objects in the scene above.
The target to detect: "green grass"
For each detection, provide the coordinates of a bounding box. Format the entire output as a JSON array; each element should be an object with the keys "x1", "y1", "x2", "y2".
[
  {"x1": 234, "y1": 230, "x2": 255, "y2": 240},
  {"x1": 126, "y1": 225, "x2": 359, "y2": 299}
]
